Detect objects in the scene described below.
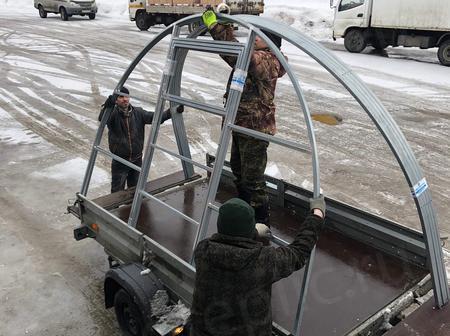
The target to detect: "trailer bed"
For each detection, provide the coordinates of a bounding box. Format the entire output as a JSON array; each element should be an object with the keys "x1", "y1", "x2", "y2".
[
  {"x1": 102, "y1": 176, "x2": 427, "y2": 335},
  {"x1": 385, "y1": 294, "x2": 450, "y2": 336}
]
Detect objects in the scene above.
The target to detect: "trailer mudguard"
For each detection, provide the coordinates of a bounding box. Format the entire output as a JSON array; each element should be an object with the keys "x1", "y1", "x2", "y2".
[{"x1": 104, "y1": 262, "x2": 164, "y2": 319}]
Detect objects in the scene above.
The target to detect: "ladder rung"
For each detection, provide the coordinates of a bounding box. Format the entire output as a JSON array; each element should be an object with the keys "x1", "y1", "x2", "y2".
[
  {"x1": 271, "y1": 234, "x2": 289, "y2": 247},
  {"x1": 140, "y1": 189, "x2": 200, "y2": 227},
  {"x1": 172, "y1": 37, "x2": 245, "y2": 56},
  {"x1": 229, "y1": 125, "x2": 311, "y2": 154},
  {"x1": 95, "y1": 146, "x2": 142, "y2": 172},
  {"x1": 150, "y1": 143, "x2": 213, "y2": 173},
  {"x1": 164, "y1": 94, "x2": 226, "y2": 117},
  {"x1": 208, "y1": 202, "x2": 220, "y2": 212}
]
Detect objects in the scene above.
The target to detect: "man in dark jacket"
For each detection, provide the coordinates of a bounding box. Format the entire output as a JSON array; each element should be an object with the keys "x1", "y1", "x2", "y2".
[
  {"x1": 99, "y1": 87, "x2": 181, "y2": 192},
  {"x1": 190, "y1": 196, "x2": 325, "y2": 336},
  {"x1": 202, "y1": 10, "x2": 286, "y2": 224}
]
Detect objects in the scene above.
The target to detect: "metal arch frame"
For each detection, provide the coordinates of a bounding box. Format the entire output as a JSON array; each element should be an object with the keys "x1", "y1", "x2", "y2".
[
  {"x1": 78, "y1": 11, "x2": 449, "y2": 335},
  {"x1": 238, "y1": 15, "x2": 449, "y2": 308}
]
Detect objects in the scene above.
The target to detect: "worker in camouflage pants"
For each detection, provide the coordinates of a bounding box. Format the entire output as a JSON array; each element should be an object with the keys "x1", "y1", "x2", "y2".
[{"x1": 202, "y1": 10, "x2": 286, "y2": 223}]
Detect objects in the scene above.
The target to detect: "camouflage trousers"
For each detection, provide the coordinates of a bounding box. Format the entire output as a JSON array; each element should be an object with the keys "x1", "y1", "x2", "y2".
[{"x1": 230, "y1": 133, "x2": 269, "y2": 211}]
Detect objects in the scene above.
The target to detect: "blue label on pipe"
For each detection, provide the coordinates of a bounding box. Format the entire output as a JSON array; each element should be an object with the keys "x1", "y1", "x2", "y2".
[{"x1": 411, "y1": 178, "x2": 428, "y2": 198}]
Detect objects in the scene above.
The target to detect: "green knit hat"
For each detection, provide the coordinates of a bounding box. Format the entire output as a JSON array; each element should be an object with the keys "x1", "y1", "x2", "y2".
[{"x1": 217, "y1": 198, "x2": 256, "y2": 238}]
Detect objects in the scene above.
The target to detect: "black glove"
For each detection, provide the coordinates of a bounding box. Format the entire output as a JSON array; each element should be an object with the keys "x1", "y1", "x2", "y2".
[
  {"x1": 176, "y1": 105, "x2": 184, "y2": 113},
  {"x1": 310, "y1": 194, "x2": 326, "y2": 217},
  {"x1": 103, "y1": 94, "x2": 117, "y2": 109}
]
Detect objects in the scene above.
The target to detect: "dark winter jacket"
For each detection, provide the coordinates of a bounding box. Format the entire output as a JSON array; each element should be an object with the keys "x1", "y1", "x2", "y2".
[
  {"x1": 190, "y1": 215, "x2": 324, "y2": 336},
  {"x1": 98, "y1": 105, "x2": 170, "y2": 161},
  {"x1": 210, "y1": 23, "x2": 286, "y2": 135}
]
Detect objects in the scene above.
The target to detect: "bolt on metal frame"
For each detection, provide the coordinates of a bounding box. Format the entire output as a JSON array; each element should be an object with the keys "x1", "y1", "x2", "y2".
[{"x1": 79, "y1": 13, "x2": 449, "y2": 335}]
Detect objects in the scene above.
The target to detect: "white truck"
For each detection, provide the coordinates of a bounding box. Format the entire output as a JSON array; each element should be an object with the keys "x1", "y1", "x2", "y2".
[
  {"x1": 331, "y1": 0, "x2": 450, "y2": 66},
  {"x1": 128, "y1": 0, "x2": 264, "y2": 31}
]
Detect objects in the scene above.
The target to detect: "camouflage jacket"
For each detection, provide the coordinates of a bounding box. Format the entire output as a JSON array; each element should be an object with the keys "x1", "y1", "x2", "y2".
[
  {"x1": 190, "y1": 215, "x2": 324, "y2": 336},
  {"x1": 98, "y1": 105, "x2": 170, "y2": 161},
  {"x1": 210, "y1": 24, "x2": 286, "y2": 135}
]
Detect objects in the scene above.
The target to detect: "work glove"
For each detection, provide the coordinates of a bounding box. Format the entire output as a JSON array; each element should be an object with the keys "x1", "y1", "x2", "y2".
[
  {"x1": 103, "y1": 94, "x2": 117, "y2": 109},
  {"x1": 255, "y1": 223, "x2": 272, "y2": 239},
  {"x1": 202, "y1": 9, "x2": 217, "y2": 30},
  {"x1": 176, "y1": 104, "x2": 184, "y2": 113},
  {"x1": 310, "y1": 194, "x2": 326, "y2": 218}
]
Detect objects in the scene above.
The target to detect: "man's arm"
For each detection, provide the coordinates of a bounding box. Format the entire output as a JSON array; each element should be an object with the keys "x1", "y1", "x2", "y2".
[
  {"x1": 270, "y1": 196, "x2": 326, "y2": 283},
  {"x1": 98, "y1": 95, "x2": 117, "y2": 123},
  {"x1": 206, "y1": 19, "x2": 282, "y2": 80},
  {"x1": 141, "y1": 105, "x2": 183, "y2": 124}
]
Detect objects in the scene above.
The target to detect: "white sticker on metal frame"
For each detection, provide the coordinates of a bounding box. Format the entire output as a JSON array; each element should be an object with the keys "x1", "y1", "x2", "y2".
[
  {"x1": 411, "y1": 178, "x2": 428, "y2": 198},
  {"x1": 230, "y1": 69, "x2": 247, "y2": 92}
]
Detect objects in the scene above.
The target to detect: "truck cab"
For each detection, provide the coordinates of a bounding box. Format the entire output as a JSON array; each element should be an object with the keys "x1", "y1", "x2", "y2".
[
  {"x1": 332, "y1": 0, "x2": 371, "y2": 39},
  {"x1": 34, "y1": 0, "x2": 98, "y2": 21}
]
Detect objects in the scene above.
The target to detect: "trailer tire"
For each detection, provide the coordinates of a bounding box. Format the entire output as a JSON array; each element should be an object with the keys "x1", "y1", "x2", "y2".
[
  {"x1": 344, "y1": 29, "x2": 367, "y2": 53},
  {"x1": 438, "y1": 40, "x2": 450, "y2": 66},
  {"x1": 60, "y1": 7, "x2": 68, "y2": 21},
  {"x1": 136, "y1": 11, "x2": 150, "y2": 31},
  {"x1": 114, "y1": 289, "x2": 145, "y2": 336},
  {"x1": 38, "y1": 5, "x2": 47, "y2": 18}
]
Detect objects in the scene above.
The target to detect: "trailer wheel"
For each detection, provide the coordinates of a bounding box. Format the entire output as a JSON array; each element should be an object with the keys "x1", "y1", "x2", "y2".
[
  {"x1": 438, "y1": 40, "x2": 450, "y2": 66},
  {"x1": 114, "y1": 289, "x2": 145, "y2": 336},
  {"x1": 136, "y1": 11, "x2": 150, "y2": 31},
  {"x1": 344, "y1": 29, "x2": 367, "y2": 53},
  {"x1": 60, "y1": 7, "x2": 68, "y2": 21},
  {"x1": 38, "y1": 5, "x2": 47, "y2": 18}
]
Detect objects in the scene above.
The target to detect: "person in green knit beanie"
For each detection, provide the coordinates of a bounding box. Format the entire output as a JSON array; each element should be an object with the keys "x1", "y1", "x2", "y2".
[{"x1": 190, "y1": 196, "x2": 326, "y2": 336}]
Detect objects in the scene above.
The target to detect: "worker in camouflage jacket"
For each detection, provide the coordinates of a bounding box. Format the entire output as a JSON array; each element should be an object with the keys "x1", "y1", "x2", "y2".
[
  {"x1": 99, "y1": 87, "x2": 182, "y2": 193},
  {"x1": 202, "y1": 10, "x2": 286, "y2": 223},
  {"x1": 190, "y1": 196, "x2": 326, "y2": 336}
]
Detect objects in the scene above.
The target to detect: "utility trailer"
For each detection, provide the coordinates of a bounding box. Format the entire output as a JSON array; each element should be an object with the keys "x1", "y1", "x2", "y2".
[
  {"x1": 129, "y1": 0, "x2": 264, "y2": 31},
  {"x1": 69, "y1": 13, "x2": 450, "y2": 336}
]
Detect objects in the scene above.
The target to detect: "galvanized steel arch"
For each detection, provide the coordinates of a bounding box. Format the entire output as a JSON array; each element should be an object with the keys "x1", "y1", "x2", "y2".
[
  {"x1": 97, "y1": 12, "x2": 448, "y2": 332},
  {"x1": 237, "y1": 15, "x2": 449, "y2": 310}
]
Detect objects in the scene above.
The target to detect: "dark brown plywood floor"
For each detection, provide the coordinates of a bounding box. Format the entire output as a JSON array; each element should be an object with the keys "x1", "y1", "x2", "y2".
[{"x1": 114, "y1": 179, "x2": 426, "y2": 335}]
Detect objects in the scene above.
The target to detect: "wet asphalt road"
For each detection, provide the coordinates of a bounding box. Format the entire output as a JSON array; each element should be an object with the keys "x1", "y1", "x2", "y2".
[{"x1": 0, "y1": 9, "x2": 449, "y2": 336}]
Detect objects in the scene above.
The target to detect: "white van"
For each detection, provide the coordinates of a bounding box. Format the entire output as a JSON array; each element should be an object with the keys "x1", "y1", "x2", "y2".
[{"x1": 34, "y1": 0, "x2": 98, "y2": 21}]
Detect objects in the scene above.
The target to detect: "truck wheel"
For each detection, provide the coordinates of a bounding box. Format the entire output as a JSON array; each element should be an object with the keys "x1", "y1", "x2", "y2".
[
  {"x1": 344, "y1": 29, "x2": 367, "y2": 53},
  {"x1": 88, "y1": 13, "x2": 96, "y2": 20},
  {"x1": 136, "y1": 12, "x2": 150, "y2": 31},
  {"x1": 60, "y1": 7, "x2": 68, "y2": 21},
  {"x1": 438, "y1": 40, "x2": 450, "y2": 66},
  {"x1": 114, "y1": 289, "x2": 144, "y2": 336},
  {"x1": 38, "y1": 5, "x2": 47, "y2": 18}
]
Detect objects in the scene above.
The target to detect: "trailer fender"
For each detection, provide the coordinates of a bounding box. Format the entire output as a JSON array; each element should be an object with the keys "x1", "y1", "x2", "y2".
[{"x1": 104, "y1": 262, "x2": 164, "y2": 320}]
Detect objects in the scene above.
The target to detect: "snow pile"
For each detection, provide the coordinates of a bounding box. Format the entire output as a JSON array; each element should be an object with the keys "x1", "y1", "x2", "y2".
[
  {"x1": 96, "y1": 0, "x2": 128, "y2": 16},
  {"x1": 264, "y1": 0, "x2": 334, "y2": 41}
]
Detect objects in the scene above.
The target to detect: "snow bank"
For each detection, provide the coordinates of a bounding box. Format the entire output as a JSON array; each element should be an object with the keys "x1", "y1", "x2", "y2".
[
  {"x1": 0, "y1": 0, "x2": 334, "y2": 40},
  {"x1": 264, "y1": 0, "x2": 334, "y2": 41}
]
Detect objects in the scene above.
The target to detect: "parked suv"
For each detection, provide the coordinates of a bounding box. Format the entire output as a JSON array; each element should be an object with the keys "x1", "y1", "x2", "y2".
[{"x1": 34, "y1": 0, "x2": 98, "y2": 21}]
